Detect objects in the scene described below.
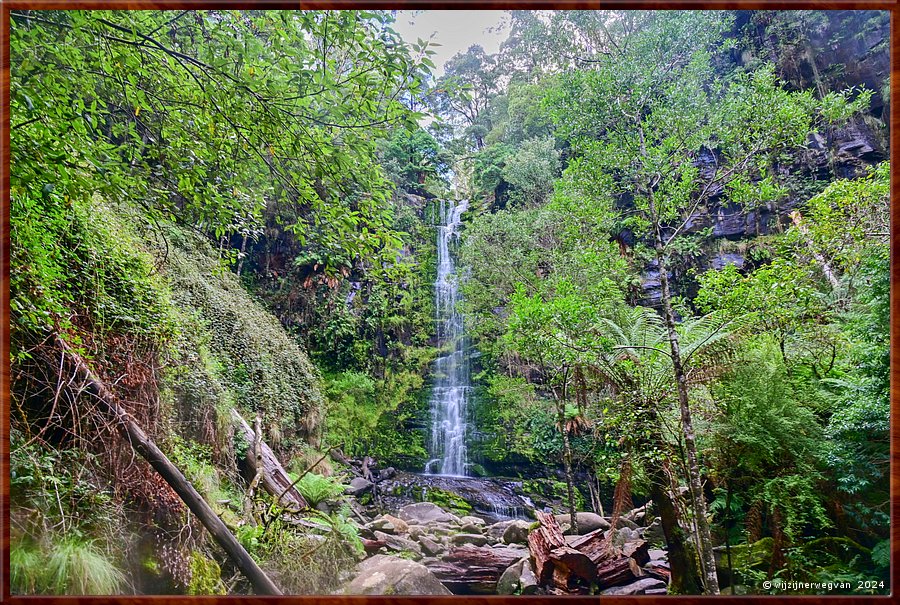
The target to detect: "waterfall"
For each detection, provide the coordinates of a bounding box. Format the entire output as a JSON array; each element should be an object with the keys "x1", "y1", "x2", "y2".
[{"x1": 425, "y1": 198, "x2": 470, "y2": 477}]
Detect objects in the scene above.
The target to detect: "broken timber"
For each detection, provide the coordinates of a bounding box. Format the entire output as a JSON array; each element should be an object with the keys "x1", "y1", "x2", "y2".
[{"x1": 55, "y1": 336, "x2": 282, "y2": 596}]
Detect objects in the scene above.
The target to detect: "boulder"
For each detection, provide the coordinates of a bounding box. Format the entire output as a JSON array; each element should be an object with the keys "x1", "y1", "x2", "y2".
[
  {"x1": 398, "y1": 502, "x2": 455, "y2": 525},
  {"x1": 417, "y1": 535, "x2": 445, "y2": 557},
  {"x1": 378, "y1": 467, "x2": 396, "y2": 481},
  {"x1": 373, "y1": 530, "x2": 422, "y2": 558},
  {"x1": 460, "y1": 516, "x2": 486, "y2": 527},
  {"x1": 644, "y1": 518, "x2": 665, "y2": 545},
  {"x1": 486, "y1": 520, "x2": 517, "y2": 540},
  {"x1": 459, "y1": 522, "x2": 484, "y2": 534},
  {"x1": 381, "y1": 514, "x2": 409, "y2": 534},
  {"x1": 450, "y1": 533, "x2": 489, "y2": 547},
  {"x1": 554, "y1": 512, "x2": 610, "y2": 535},
  {"x1": 497, "y1": 557, "x2": 539, "y2": 595},
  {"x1": 343, "y1": 555, "x2": 451, "y2": 595},
  {"x1": 600, "y1": 577, "x2": 668, "y2": 595},
  {"x1": 346, "y1": 477, "x2": 374, "y2": 496},
  {"x1": 368, "y1": 518, "x2": 396, "y2": 534},
  {"x1": 501, "y1": 520, "x2": 532, "y2": 545}
]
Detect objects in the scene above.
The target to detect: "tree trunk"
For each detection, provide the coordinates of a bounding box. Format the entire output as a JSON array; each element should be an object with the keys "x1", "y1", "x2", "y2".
[
  {"x1": 55, "y1": 336, "x2": 282, "y2": 596},
  {"x1": 655, "y1": 247, "x2": 720, "y2": 595},
  {"x1": 231, "y1": 409, "x2": 308, "y2": 510},
  {"x1": 427, "y1": 545, "x2": 523, "y2": 594},
  {"x1": 557, "y1": 400, "x2": 579, "y2": 534},
  {"x1": 648, "y1": 463, "x2": 701, "y2": 594}
]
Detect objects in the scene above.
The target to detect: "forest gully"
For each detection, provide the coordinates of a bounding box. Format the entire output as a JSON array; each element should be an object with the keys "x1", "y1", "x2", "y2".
[{"x1": 8, "y1": 8, "x2": 890, "y2": 597}]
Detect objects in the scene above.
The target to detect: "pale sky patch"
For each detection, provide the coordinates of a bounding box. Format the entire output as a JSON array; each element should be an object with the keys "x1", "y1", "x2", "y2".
[{"x1": 393, "y1": 10, "x2": 510, "y2": 77}]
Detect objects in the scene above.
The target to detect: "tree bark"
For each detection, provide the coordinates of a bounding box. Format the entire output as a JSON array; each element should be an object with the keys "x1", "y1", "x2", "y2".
[
  {"x1": 655, "y1": 247, "x2": 720, "y2": 594},
  {"x1": 648, "y1": 463, "x2": 702, "y2": 594},
  {"x1": 56, "y1": 336, "x2": 282, "y2": 596},
  {"x1": 231, "y1": 409, "x2": 308, "y2": 510}
]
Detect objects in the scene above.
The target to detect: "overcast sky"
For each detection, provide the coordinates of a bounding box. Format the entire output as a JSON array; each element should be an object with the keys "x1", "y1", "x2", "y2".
[{"x1": 393, "y1": 10, "x2": 510, "y2": 77}]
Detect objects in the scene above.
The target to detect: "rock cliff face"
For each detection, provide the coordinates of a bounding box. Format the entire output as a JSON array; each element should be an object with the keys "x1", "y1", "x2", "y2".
[{"x1": 638, "y1": 10, "x2": 889, "y2": 307}]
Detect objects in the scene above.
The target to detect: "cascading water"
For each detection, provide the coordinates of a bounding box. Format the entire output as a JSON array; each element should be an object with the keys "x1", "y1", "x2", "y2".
[{"x1": 424, "y1": 198, "x2": 470, "y2": 477}]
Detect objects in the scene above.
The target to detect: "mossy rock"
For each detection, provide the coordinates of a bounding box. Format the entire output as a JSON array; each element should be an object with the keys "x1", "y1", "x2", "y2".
[
  {"x1": 730, "y1": 537, "x2": 774, "y2": 571},
  {"x1": 520, "y1": 478, "x2": 585, "y2": 512},
  {"x1": 416, "y1": 487, "x2": 472, "y2": 515},
  {"x1": 797, "y1": 537, "x2": 871, "y2": 566}
]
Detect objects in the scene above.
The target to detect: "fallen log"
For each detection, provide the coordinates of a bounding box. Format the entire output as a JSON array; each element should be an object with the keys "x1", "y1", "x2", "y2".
[
  {"x1": 596, "y1": 556, "x2": 645, "y2": 590},
  {"x1": 527, "y1": 510, "x2": 566, "y2": 584},
  {"x1": 56, "y1": 336, "x2": 282, "y2": 596},
  {"x1": 623, "y1": 539, "x2": 651, "y2": 567},
  {"x1": 427, "y1": 545, "x2": 523, "y2": 594},
  {"x1": 231, "y1": 409, "x2": 307, "y2": 510},
  {"x1": 568, "y1": 526, "x2": 615, "y2": 565},
  {"x1": 549, "y1": 546, "x2": 598, "y2": 586}
]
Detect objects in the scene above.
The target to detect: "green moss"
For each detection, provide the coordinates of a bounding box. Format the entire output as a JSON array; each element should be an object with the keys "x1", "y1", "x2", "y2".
[
  {"x1": 187, "y1": 551, "x2": 226, "y2": 595},
  {"x1": 732, "y1": 537, "x2": 775, "y2": 571},
  {"x1": 161, "y1": 228, "x2": 325, "y2": 455},
  {"x1": 416, "y1": 487, "x2": 473, "y2": 515}
]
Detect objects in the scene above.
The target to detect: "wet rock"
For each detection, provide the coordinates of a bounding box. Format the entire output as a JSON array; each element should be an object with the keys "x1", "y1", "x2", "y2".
[
  {"x1": 343, "y1": 555, "x2": 451, "y2": 595},
  {"x1": 378, "y1": 467, "x2": 396, "y2": 481},
  {"x1": 501, "y1": 520, "x2": 532, "y2": 545},
  {"x1": 373, "y1": 530, "x2": 422, "y2": 558},
  {"x1": 398, "y1": 502, "x2": 455, "y2": 525},
  {"x1": 486, "y1": 520, "x2": 517, "y2": 540},
  {"x1": 600, "y1": 577, "x2": 668, "y2": 595}
]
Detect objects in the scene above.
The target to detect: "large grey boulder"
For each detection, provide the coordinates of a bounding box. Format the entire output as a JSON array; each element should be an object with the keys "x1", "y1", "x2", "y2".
[
  {"x1": 486, "y1": 520, "x2": 517, "y2": 540},
  {"x1": 346, "y1": 477, "x2": 374, "y2": 496},
  {"x1": 601, "y1": 577, "x2": 668, "y2": 595},
  {"x1": 343, "y1": 555, "x2": 451, "y2": 595},
  {"x1": 501, "y1": 520, "x2": 533, "y2": 544},
  {"x1": 554, "y1": 512, "x2": 610, "y2": 534},
  {"x1": 497, "y1": 557, "x2": 539, "y2": 595},
  {"x1": 449, "y1": 533, "x2": 489, "y2": 547},
  {"x1": 416, "y1": 535, "x2": 445, "y2": 557},
  {"x1": 398, "y1": 502, "x2": 455, "y2": 525}
]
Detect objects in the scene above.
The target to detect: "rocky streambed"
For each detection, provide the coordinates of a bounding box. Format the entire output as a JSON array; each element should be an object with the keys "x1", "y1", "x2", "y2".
[{"x1": 339, "y1": 500, "x2": 669, "y2": 596}]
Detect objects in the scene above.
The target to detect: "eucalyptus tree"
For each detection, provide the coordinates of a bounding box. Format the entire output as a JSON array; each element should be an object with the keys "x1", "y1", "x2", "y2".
[
  {"x1": 428, "y1": 45, "x2": 500, "y2": 149},
  {"x1": 546, "y1": 11, "x2": 868, "y2": 593}
]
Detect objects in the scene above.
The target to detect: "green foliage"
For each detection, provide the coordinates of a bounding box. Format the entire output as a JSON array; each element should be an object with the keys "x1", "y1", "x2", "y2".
[
  {"x1": 10, "y1": 193, "x2": 175, "y2": 355},
  {"x1": 501, "y1": 136, "x2": 561, "y2": 206},
  {"x1": 11, "y1": 10, "x2": 431, "y2": 277},
  {"x1": 379, "y1": 127, "x2": 451, "y2": 193},
  {"x1": 294, "y1": 472, "x2": 346, "y2": 508},
  {"x1": 164, "y1": 231, "x2": 325, "y2": 452},
  {"x1": 43, "y1": 536, "x2": 126, "y2": 595}
]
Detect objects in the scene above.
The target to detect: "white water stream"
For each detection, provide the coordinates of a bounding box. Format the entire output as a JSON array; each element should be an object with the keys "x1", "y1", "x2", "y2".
[{"x1": 424, "y1": 199, "x2": 470, "y2": 477}]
